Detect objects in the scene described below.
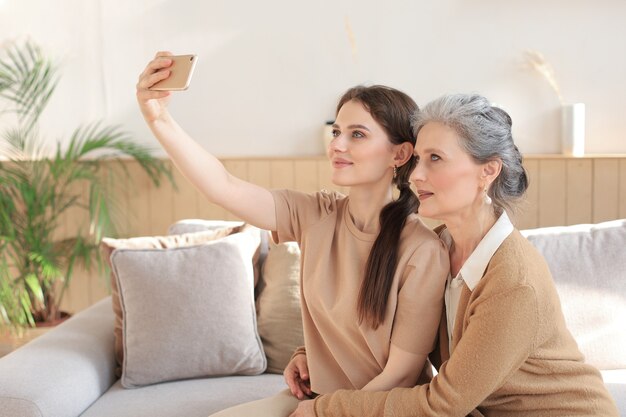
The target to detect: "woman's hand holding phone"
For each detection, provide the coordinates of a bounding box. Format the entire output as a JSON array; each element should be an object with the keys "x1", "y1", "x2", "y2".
[{"x1": 136, "y1": 51, "x2": 174, "y2": 123}]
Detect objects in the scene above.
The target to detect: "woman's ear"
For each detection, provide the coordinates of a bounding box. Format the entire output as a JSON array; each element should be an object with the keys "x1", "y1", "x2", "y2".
[
  {"x1": 394, "y1": 142, "x2": 414, "y2": 167},
  {"x1": 482, "y1": 159, "x2": 502, "y2": 184}
]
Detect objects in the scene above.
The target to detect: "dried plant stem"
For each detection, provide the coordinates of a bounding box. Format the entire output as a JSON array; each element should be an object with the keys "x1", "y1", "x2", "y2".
[{"x1": 524, "y1": 50, "x2": 563, "y2": 104}]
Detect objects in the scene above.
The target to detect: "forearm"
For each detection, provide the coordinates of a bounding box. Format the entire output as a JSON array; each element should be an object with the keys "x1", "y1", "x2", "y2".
[
  {"x1": 361, "y1": 373, "x2": 411, "y2": 392},
  {"x1": 361, "y1": 344, "x2": 427, "y2": 392},
  {"x1": 148, "y1": 111, "x2": 231, "y2": 204},
  {"x1": 314, "y1": 389, "x2": 389, "y2": 417},
  {"x1": 146, "y1": 111, "x2": 276, "y2": 229}
]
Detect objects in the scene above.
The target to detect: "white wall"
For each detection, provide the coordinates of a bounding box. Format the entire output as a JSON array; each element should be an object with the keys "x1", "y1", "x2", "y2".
[{"x1": 1, "y1": 0, "x2": 625, "y2": 157}]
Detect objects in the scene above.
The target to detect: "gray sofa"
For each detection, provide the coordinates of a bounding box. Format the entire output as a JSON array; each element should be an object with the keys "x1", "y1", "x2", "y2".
[{"x1": 0, "y1": 218, "x2": 624, "y2": 417}]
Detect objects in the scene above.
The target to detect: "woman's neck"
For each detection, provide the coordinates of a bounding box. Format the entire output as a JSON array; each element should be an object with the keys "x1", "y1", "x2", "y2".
[
  {"x1": 347, "y1": 185, "x2": 394, "y2": 234},
  {"x1": 445, "y1": 208, "x2": 498, "y2": 276}
]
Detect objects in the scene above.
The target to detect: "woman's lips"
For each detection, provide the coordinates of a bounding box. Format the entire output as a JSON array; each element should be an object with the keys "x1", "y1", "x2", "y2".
[
  {"x1": 417, "y1": 190, "x2": 433, "y2": 200},
  {"x1": 332, "y1": 159, "x2": 353, "y2": 168}
]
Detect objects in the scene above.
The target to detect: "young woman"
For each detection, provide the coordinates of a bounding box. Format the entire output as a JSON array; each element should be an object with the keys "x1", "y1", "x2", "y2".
[
  {"x1": 136, "y1": 52, "x2": 449, "y2": 417},
  {"x1": 290, "y1": 93, "x2": 619, "y2": 417}
]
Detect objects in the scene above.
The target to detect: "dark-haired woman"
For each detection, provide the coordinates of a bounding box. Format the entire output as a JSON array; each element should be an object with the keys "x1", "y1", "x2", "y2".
[
  {"x1": 290, "y1": 93, "x2": 619, "y2": 417},
  {"x1": 136, "y1": 52, "x2": 448, "y2": 417}
]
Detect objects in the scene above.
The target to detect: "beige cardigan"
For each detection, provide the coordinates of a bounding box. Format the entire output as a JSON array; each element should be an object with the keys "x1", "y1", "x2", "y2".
[{"x1": 313, "y1": 230, "x2": 619, "y2": 417}]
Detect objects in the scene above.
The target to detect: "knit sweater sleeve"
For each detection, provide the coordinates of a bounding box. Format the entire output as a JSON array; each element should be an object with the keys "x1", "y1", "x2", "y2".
[{"x1": 314, "y1": 284, "x2": 539, "y2": 417}]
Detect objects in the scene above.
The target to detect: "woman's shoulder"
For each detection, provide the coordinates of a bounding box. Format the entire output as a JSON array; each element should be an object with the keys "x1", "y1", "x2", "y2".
[
  {"x1": 483, "y1": 230, "x2": 553, "y2": 290},
  {"x1": 272, "y1": 188, "x2": 346, "y2": 213},
  {"x1": 403, "y1": 215, "x2": 444, "y2": 242},
  {"x1": 401, "y1": 215, "x2": 448, "y2": 260}
]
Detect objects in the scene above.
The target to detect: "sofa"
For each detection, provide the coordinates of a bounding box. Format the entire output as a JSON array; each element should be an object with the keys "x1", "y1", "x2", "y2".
[{"x1": 0, "y1": 218, "x2": 624, "y2": 417}]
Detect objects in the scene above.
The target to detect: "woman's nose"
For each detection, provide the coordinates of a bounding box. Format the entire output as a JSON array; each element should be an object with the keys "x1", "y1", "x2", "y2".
[
  {"x1": 329, "y1": 134, "x2": 346, "y2": 152},
  {"x1": 409, "y1": 162, "x2": 425, "y2": 183}
]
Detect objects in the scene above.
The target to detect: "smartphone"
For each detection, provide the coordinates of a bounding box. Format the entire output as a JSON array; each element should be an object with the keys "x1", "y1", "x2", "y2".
[{"x1": 150, "y1": 54, "x2": 198, "y2": 91}]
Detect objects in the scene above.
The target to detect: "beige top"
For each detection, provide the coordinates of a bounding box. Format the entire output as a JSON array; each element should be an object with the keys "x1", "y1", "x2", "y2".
[
  {"x1": 271, "y1": 189, "x2": 448, "y2": 394},
  {"x1": 314, "y1": 230, "x2": 619, "y2": 416}
]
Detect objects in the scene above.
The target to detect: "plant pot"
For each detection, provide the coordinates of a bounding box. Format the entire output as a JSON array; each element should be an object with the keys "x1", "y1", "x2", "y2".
[{"x1": 0, "y1": 311, "x2": 71, "y2": 357}]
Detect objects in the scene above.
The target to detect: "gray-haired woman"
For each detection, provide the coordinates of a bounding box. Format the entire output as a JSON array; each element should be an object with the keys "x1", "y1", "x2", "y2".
[{"x1": 289, "y1": 93, "x2": 619, "y2": 417}]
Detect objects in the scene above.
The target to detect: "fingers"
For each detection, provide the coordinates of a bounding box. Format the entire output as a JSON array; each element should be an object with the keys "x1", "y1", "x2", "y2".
[
  {"x1": 296, "y1": 358, "x2": 310, "y2": 381},
  {"x1": 284, "y1": 365, "x2": 307, "y2": 400},
  {"x1": 287, "y1": 375, "x2": 305, "y2": 399},
  {"x1": 137, "y1": 52, "x2": 174, "y2": 88},
  {"x1": 137, "y1": 68, "x2": 170, "y2": 91},
  {"x1": 137, "y1": 52, "x2": 176, "y2": 94},
  {"x1": 292, "y1": 355, "x2": 311, "y2": 396},
  {"x1": 297, "y1": 377, "x2": 312, "y2": 396},
  {"x1": 284, "y1": 353, "x2": 313, "y2": 400},
  {"x1": 138, "y1": 60, "x2": 171, "y2": 85}
]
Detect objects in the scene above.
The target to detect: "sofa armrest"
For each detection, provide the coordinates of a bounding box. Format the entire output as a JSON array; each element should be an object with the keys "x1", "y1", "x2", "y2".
[{"x1": 0, "y1": 297, "x2": 116, "y2": 417}]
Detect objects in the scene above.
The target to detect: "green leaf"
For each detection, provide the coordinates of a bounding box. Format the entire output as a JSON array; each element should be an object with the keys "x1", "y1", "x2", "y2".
[{"x1": 24, "y1": 273, "x2": 44, "y2": 304}]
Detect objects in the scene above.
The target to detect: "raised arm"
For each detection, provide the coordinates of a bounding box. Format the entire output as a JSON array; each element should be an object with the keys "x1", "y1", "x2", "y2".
[{"x1": 136, "y1": 52, "x2": 276, "y2": 231}]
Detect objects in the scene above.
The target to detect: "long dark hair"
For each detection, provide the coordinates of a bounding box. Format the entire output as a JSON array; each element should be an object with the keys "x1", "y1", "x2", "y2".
[{"x1": 336, "y1": 85, "x2": 419, "y2": 329}]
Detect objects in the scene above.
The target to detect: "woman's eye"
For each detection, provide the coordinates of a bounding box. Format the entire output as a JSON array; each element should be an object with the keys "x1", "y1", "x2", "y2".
[
  {"x1": 430, "y1": 154, "x2": 441, "y2": 161},
  {"x1": 352, "y1": 130, "x2": 365, "y2": 138},
  {"x1": 331, "y1": 129, "x2": 340, "y2": 138}
]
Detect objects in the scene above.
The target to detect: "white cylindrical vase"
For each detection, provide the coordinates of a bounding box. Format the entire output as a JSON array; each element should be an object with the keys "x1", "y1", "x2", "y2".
[{"x1": 561, "y1": 103, "x2": 585, "y2": 157}]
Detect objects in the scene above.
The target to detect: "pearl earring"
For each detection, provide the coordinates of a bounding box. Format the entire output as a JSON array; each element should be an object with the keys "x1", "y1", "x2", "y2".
[
  {"x1": 393, "y1": 165, "x2": 398, "y2": 179},
  {"x1": 483, "y1": 188, "x2": 492, "y2": 205}
]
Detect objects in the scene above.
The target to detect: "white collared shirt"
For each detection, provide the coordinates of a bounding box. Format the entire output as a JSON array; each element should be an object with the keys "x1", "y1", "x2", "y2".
[{"x1": 439, "y1": 212, "x2": 514, "y2": 351}]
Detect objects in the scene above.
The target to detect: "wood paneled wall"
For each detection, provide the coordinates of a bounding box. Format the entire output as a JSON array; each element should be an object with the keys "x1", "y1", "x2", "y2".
[{"x1": 59, "y1": 155, "x2": 626, "y2": 314}]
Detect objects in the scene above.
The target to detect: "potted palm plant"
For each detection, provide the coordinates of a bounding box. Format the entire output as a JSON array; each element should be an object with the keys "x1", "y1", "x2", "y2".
[{"x1": 0, "y1": 39, "x2": 173, "y2": 338}]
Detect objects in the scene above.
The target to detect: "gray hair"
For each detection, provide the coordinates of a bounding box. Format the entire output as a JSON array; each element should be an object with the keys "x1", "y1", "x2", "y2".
[{"x1": 411, "y1": 93, "x2": 528, "y2": 215}]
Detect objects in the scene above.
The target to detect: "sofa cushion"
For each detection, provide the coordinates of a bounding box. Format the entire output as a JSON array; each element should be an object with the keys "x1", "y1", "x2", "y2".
[
  {"x1": 100, "y1": 224, "x2": 244, "y2": 376},
  {"x1": 79, "y1": 375, "x2": 287, "y2": 417},
  {"x1": 108, "y1": 228, "x2": 266, "y2": 388},
  {"x1": 256, "y1": 240, "x2": 304, "y2": 373},
  {"x1": 522, "y1": 219, "x2": 626, "y2": 370}
]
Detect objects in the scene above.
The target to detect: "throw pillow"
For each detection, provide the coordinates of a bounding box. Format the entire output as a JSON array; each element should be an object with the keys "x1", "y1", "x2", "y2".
[
  {"x1": 522, "y1": 219, "x2": 626, "y2": 370},
  {"x1": 109, "y1": 230, "x2": 266, "y2": 388},
  {"x1": 100, "y1": 223, "x2": 246, "y2": 377},
  {"x1": 168, "y1": 219, "x2": 268, "y2": 286},
  {"x1": 256, "y1": 240, "x2": 304, "y2": 373},
  {"x1": 167, "y1": 219, "x2": 246, "y2": 236}
]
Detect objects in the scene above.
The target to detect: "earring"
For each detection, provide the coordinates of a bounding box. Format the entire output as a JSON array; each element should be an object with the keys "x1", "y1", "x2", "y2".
[
  {"x1": 483, "y1": 188, "x2": 492, "y2": 205},
  {"x1": 393, "y1": 165, "x2": 398, "y2": 179}
]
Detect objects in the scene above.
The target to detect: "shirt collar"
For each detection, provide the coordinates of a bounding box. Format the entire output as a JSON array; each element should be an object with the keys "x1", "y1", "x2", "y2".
[{"x1": 441, "y1": 211, "x2": 514, "y2": 290}]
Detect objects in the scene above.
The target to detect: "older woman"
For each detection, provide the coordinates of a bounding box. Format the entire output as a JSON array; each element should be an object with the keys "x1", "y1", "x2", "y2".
[{"x1": 290, "y1": 93, "x2": 619, "y2": 417}]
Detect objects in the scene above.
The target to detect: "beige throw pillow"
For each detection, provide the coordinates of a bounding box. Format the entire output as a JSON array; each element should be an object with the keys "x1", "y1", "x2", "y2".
[
  {"x1": 101, "y1": 225, "x2": 244, "y2": 376},
  {"x1": 256, "y1": 240, "x2": 304, "y2": 373},
  {"x1": 109, "y1": 230, "x2": 266, "y2": 388}
]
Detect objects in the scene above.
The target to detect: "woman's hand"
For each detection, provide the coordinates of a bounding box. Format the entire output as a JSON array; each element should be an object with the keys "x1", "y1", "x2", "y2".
[
  {"x1": 289, "y1": 399, "x2": 316, "y2": 417},
  {"x1": 284, "y1": 353, "x2": 312, "y2": 400},
  {"x1": 136, "y1": 51, "x2": 174, "y2": 123}
]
